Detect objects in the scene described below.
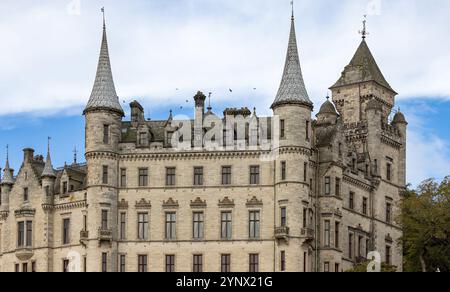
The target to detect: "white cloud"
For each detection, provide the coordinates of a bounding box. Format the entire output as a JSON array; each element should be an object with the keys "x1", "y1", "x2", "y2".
[{"x1": 0, "y1": 0, "x2": 449, "y2": 117}]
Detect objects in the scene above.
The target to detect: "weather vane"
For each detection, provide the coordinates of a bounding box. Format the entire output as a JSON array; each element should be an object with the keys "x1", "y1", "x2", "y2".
[
  {"x1": 359, "y1": 15, "x2": 369, "y2": 39},
  {"x1": 291, "y1": 1, "x2": 295, "y2": 19}
]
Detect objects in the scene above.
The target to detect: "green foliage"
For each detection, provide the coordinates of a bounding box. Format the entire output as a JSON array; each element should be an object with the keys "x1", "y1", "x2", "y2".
[
  {"x1": 400, "y1": 177, "x2": 450, "y2": 272},
  {"x1": 345, "y1": 261, "x2": 397, "y2": 273}
]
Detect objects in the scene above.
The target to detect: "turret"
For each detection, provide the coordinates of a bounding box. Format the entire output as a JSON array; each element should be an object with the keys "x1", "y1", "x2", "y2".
[
  {"x1": 392, "y1": 110, "x2": 408, "y2": 187},
  {"x1": 270, "y1": 7, "x2": 313, "y2": 272},
  {"x1": 41, "y1": 138, "x2": 56, "y2": 205},
  {"x1": 0, "y1": 146, "x2": 14, "y2": 212},
  {"x1": 83, "y1": 10, "x2": 122, "y2": 272},
  {"x1": 316, "y1": 97, "x2": 338, "y2": 126}
]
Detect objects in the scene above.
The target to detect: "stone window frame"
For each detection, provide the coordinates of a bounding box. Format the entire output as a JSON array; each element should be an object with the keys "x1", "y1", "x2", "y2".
[
  {"x1": 165, "y1": 254, "x2": 176, "y2": 272},
  {"x1": 221, "y1": 166, "x2": 232, "y2": 185},
  {"x1": 248, "y1": 209, "x2": 261, "y2": 240},
  {"x1": 164, "y1": 211, "x2": 177, "y2": 241},
  {"x1": 192, "y1": 211, "x2": 205, "y2": 240},
  {"x1": 61, "y1": 216, "x2": 71, "y2": 246},
  {"x1": 220, "y1": 210, "x2": 233, "y2": 240}
]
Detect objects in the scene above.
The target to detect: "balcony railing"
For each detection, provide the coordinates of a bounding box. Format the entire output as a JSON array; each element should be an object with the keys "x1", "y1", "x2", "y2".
[
  {"x1": 301, "y1": 228, "x2": 314, "y2": 240},
  {"x1": 275, "y1": 226, "x2": 290, "y2": 240},
  {"x1": 98, "y1": 228, "x2": 112, "y2": 243}
]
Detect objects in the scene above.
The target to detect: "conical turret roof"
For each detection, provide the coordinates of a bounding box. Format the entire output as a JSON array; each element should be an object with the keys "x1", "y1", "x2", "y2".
[
  {"x1": 331, "y1": 39, "x2": 396, "y2": 93},
  {"x1": 272, "y1": 15, "x2": 312, "y2": 109},
  {"x1": 41, "y1": 140, "x2": 56, "y2": 178},
  {"x1": 1, "y1": 147, "x2": 14, "y2": 185},
  {"x1": 84, "y1": 15, "x2": 124, "y2": 116}
]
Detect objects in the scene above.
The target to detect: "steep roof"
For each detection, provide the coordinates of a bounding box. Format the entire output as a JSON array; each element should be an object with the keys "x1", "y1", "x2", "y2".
[
  {"x1": 331, "y1": 39, "x2": 396, "y2": 93},
  {"x1": 41, "y1": 143, "x2": 56, "y2": 178},
  {"x1": 318, "y1": 98, "x2": 338, "y2": 116},
  {"x1": 271, "y1": 16, "x2": 312, "y2": 109},
  {"x1": 1, "y1": 154, "x2": 14, "y2": 185},
  {"x1": 84, "y1": 18, "x2": 124, "y2": 116}
]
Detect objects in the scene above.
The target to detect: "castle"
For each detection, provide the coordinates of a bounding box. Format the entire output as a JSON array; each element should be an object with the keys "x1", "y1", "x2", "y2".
[{"x1": 0, "y1": 11, "x2": 406, "y2": 272}]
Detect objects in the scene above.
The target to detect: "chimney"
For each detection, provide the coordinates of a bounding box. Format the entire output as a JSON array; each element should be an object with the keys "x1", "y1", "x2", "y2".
[{"x1": 23, "y1": 148, "x2": 35, "y2": 163}]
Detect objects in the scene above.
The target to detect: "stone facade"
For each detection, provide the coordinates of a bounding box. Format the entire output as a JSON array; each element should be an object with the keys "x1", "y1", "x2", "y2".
[{"x1": 0, "y1": 14, "x2": 406, "y2": 272}]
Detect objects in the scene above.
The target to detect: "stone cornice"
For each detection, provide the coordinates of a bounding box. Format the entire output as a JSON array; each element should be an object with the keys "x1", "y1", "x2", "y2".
[
  {"x1": 42, "y1": 200, "x2": 87, "y2": 211},
  {"x1": 381, "y1": 135, "x2": 402, "y2": 149},
  {"x1": 119, "y1": 150, "x2": 272, "y2": 162},
  {"x1": 343, "y1": 175, "x2": 373, "y2": 192}
]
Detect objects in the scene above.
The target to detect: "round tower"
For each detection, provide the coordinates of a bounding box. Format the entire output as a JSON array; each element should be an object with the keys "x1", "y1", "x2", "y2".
[
  {"x1": 41, "y1": 138, "x2": 57, "y2": 205},
  {"x1": 0, "y1": 146, "x2": 14, "y2": 212},
  {"x1": 271, "y1": 11, "x2": 313, "y2": 272},
  {"x1": 392, "y1": 110, "x2": 408, "y2": 187},
  {"x1": 83, "y1": 11, "x2": 124, "y2": 272}
]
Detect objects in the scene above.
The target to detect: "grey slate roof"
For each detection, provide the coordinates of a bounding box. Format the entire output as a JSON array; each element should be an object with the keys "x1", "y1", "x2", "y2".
[
  {"x1": 41, "y1": 150, "x2": 56, "y2": 178},
  {"x1": 318, "y1": 98, "x2": 338, "y2": 115},
  {"x1": 84, "y1": 22, "x2": 124, "y2": 116},
  {"x1": 272, "y1": 17, "x2": 312, "y2": 109},
  {"x1": 331, "y1": 40, "x2": 396, "y2": 93},
  {"x1": 393, "y1": 111, "x2": 407, "y2": 124},
  {"x1": 1, "y1": 158, "x2": 14, "y2": 185}
]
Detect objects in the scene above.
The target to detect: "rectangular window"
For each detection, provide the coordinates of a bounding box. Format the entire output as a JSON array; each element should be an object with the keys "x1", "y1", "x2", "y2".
[
  {"x1": 303, "y1": 208, "x2": 307, "y2": 228},
  {"x1": 249, "y1": 254, "x2": 259, "y2": 273},
  {"x1": 324, "y1": 220, "x2": 331, "y2": 247},
  {"x1": 137, "y1": 213, "x2": 149, "y2": 240},
  {"x1": 103, "y1": 125, "x2": 109, "y2": 144},
  {"x1": 250, "y1": 166, "x2": 260, "y2": 185},
  {"x1": 324, "y1": 177, "x2": 331, "y2": 195},
  {"x1": 280, "y1": 120, "x2": 285, "y2": 139},
  {"x1": 363, "y1": 197, "x2": 368, "y2": 215},
  {"x1": 102, "y1": 166, "x2": 108, "y2": 184},
  {"x1": 349, "y1": 233, "x2": 354, "y2": 259},
  {"x1": 120, "y1": 168, "x2": 127, "y2": 187},
  {"x1": 222, "y1": 166, "x2": 232, "y2": 185},
  {"x1": 45, "y1": 186, "x2": 50, "y2": 197},
  {"x1": 358, "y1": 236, "x2": 363, "y2": 257},
  {"x1": 324, "y1": 262, "x2": 330, "y2": 273},
  {"x1": 335, "y1": 263, "x2": 340, "y2": 273},
  {"x1": 386, "y1": 202, "x2": 392, "y2": 223},
  {"x1": 306, "y1": 120, "x2": 310, "y2": 141},
  {"x1": 120, "y1": 213, "x2": 126, "y2": 240},
  {"x1": 221, "y1": 212, "x2": 232, "y2": 239},
  {"x1": 15, "y1": 264, "x2": 20, "y2": 273},
  {"x1": 138, "y1": 168, "x2": 148, "y2": 187},
  {"x1": 280, "y1": 251, "x2": 286, "y2": 272},
  {"x1": 119, "y1": 255, "x2": 126, "y2": 273},
  {"x1": 62, "y1": 218, "x2": 70, "y2": 245},
  {"x1": 166, "y1": 168, "x2": 176, "y2": 186},
  {"x1": 386, "y1": 163, "x2": 392, "y2": 181},
  {"x1": 304, "y1": 162, "x2": 308, "y2": 182},
  {"x1": 386, "y1": 246, "x2": 391, "y2": 265},
  {"x1": 63, "y1": 259, "x2": 69, "y2": 273},
  {"x1": 193, "y1": 255, "x2": 203, "y2": 273},
  {"x1": 83, "y1": 256, "x2": 87, "y2": 273},
  {"x1": 349, "y1": 192, "x2": 355, "y2": 210},
  {"x1": 249, "y1": 211, "x2": 261, "y2": 239},
  {"x1": 23, "y1": 188, "x2": 29, "y2": 202},
  {"x1": 165, "y1": 212, "x2": 177, "y2": 240},
  {"x1": 26, "y1": 221, "x2": 32, "y2": 247},
  {"x1": 221, "y1": 254, "x2": 231, "y2": 272},
  {"x1": 101, "y1": 253, "x2": 107, "y2": 273},
  {"x1": 166, "y1": 255, "x2": 175, "y2": 272},
  {"x1": 281, "y1": 161, "x2": 287, "y2": 181},
  {"x1": 31, "y1": 261, "x2": 36, "y2": 273},
  {"x1": 193, "y1": 212, "x2": 204, "y2": 240},
  {"x1": 335, "y1": 178, "x2": 341, "y2": 197},
  {"x1": 138, "y1": 255, "x2": 147, "y2": 273},
  {"x1": 335, "y1": 222, "x2": 340, "y2": 249},
  {"x1": 83, "y1": 215, "x2": 87, "y2": 231},
  {"x1": 22, "y1": 263, "x2": 28, "y2": 273},
  {"x1": 280, "y1": 207, "x2": 287, "y2": 227},
  {"x1": 193, "y1": 167, "x2": 204, "y2": 186},
  {"x1": 101, "y1": 210, "x2": 108, "y2": 230},
  {"x1": 63, "y1": 182, "x2": 68, "y2": 194}
]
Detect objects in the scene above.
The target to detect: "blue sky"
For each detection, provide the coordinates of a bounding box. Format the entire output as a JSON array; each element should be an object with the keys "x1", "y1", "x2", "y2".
[{"x1": 0, "y1": 0, "x2": 449, "y2": 186}]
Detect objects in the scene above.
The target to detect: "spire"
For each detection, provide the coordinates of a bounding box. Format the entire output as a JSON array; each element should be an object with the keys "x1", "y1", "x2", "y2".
[
  {"x1": 330, "y1": 37, "x2": 396, "y2": 93},
  {"x1": 84, "y1": 8, "x2": 124, "y2": 116},
  {"x1": 42, "y1": 137, "x2": 56, "y2": 178},
  {"x1": 1, "y1": 145, "x2": 14, "y2": 185},
  {"x1": 271, "y1": 8, "x2": 312, "y2": 109}
]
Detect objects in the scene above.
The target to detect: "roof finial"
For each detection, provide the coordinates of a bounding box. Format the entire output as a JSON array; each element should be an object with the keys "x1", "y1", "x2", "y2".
[
  {"x1": 359, "y1": 15, "x2": 369, "y2": 39},
  {"x1": 291, "y1": 0, "x2": 295, "y2": 20},
  {"x1": 73, "y1": 146, "x2": 78, "y2": 164},
  {"x1": 101, "y1": 7, "x2": 106, "y2": 29},
  {"x1": 207, "y1": 92, "x2": 212, "y2": 111},
  {"x1": 5, "y1": 144, "x2": 9, "y2": 166}
]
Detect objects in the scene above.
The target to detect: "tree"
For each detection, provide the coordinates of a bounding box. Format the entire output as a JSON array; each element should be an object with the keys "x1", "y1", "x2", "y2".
[{"x1": 400, "y1": 177, "x2": 450, "y2": 272}]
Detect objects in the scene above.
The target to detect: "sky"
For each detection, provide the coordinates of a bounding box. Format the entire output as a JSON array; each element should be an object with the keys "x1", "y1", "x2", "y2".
[{"x1": 0, "y1": 0, "x2": 449, "y2": 187}]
